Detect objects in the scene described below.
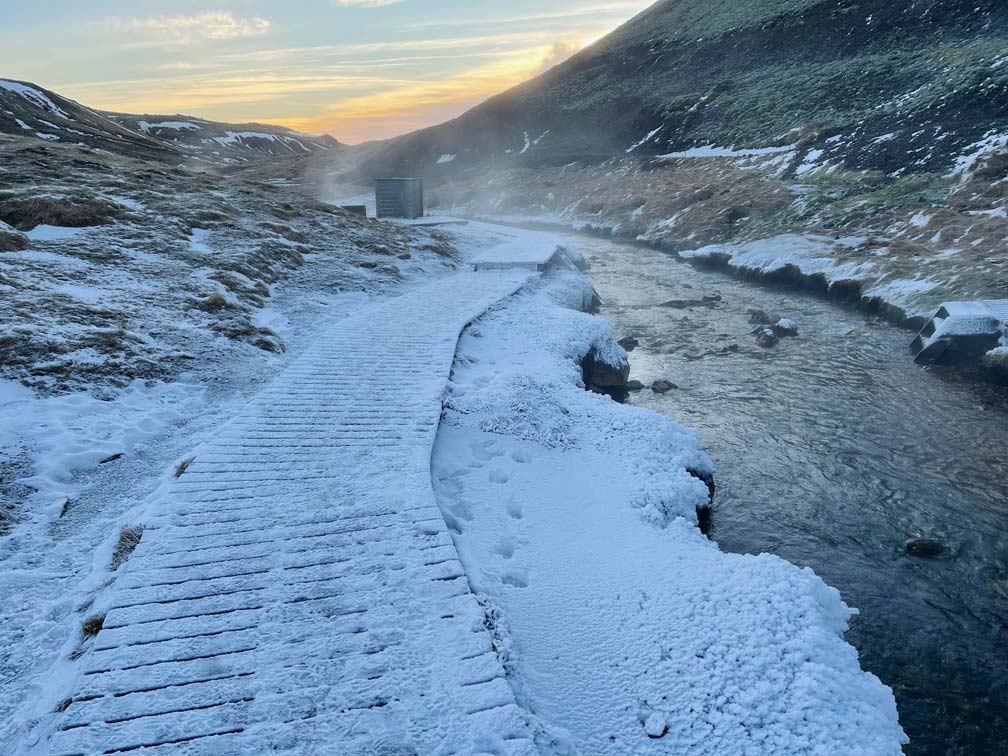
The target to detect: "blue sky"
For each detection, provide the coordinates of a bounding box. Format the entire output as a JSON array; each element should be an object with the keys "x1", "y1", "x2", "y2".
[{"x1": 0, "y1": 1, "x2": 652, "y2": 142}]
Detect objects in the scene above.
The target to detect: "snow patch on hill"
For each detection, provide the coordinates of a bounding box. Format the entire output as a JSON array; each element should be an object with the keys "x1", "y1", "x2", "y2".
[
  {"x1": 659, "y1": 144, "x2": 796, "y2": 159},
  {"x1": 0, "y1": 80, "x2": 70, "y2": 119},
  {"x1": 137, "y1": 120, "x2": 201, "y2": 132}
]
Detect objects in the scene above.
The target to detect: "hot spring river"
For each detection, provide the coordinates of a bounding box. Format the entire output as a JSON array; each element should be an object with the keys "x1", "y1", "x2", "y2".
[{"x1": 570, "y1": 232, "x2": 1008, "y2": 755}]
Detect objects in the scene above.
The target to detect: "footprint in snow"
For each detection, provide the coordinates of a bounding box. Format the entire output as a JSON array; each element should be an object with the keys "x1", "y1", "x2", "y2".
[
  {"x1": 495, "y1": 540, "x2": 516, "y2": 560},
  {"x1": 512, "y1": 448, "x2": 532, "y2": 464},
  {"x1": 500, "y1": 571, "x2": 528, "y2": 588},
  {"x1": 469, "y1": 440, "x2": 503, "y2": 461},
  {"x1": 489, "y1": 469, "x2": 509, "y2": 484}
]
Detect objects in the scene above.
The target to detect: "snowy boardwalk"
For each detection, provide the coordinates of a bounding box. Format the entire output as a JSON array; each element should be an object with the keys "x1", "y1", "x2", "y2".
[{"x1": 44, "y1": 270, "x2": 537, "y2": 755}]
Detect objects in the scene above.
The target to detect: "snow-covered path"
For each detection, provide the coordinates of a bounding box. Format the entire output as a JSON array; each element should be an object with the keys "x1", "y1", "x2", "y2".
[{"x1": 31, "y1": 269, "x2": 540, "y2": 755}]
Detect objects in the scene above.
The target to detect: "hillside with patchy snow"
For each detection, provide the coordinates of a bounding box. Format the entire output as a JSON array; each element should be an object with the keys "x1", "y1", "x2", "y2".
[
  {"x1": 0, "y1": 78, "x2": 343, "y2": 166},
  {"x1": 0, "y1": 79, "x2": 175, "y2": 162},
  {"x1": 106, "y1": 112, "x2": 343, "y2": 165},
  {"x1": 346, "y1": 0, "x2": 1007, "y2": 177}
]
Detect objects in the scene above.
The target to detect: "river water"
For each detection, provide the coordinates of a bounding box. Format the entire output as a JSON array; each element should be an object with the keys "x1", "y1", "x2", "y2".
[{"x1": 571, "y1": 233, "x2": 1008, "y2": 755}]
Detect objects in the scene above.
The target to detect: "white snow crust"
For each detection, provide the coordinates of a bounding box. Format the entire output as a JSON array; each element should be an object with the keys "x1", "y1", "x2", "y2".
[
  {"x1": 431, "y1": 239, "x2": 907, "y2": 753},
  {"x1": 0, "y1": 217, "x2": 907, "y2": 754}
]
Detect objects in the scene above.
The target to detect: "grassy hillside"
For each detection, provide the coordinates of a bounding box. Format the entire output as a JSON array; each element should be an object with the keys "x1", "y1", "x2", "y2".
[{"x1": 352, "y1": 0, "x2": 1007, "y2": 177}]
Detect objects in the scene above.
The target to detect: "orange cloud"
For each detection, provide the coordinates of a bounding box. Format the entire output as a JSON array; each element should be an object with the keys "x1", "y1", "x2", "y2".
[{"x1": 277, "y1": 41, "x2": 591, "y2": 143}]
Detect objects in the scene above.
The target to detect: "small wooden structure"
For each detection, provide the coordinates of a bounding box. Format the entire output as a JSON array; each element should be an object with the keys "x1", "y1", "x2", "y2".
[{"x1": 375, "y1": 178, "x2": 424, "y2": 219}]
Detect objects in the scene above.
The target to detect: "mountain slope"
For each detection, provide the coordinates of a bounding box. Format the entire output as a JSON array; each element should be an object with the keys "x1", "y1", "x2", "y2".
[
  {"x1": 318, "y1": 0, "x2": 1007, "y2": 346},
  {"x1": 355, "y1": 0, "x2": 1008, "y2": 177},
  {"x1": 0, "y1": 78, "x2": 345, "y2": 166},
  {"x1": 105, "y1": 112, "x2": 344, "y2": 165},
  {"x1": 0, "y1": 79, "x2": 176, "y2": 162}
]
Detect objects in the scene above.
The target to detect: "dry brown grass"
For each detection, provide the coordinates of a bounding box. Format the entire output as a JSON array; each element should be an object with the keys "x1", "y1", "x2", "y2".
[
  {"x1": 0, "y1": 195, "x2": 121, "y2": 231},
  {"x1": 260, "y1": 222, "x2": 309, "y2": 244},
  {"x1": 194, "y1": 292, "x2": 231, "y2": 312},
  {"x1": 0, "y1": 226, "x2": 28, "y2": 251},
  {"x1": 81, "y1": 613, "x2": 105, "y2": 640},
  {"x1": 110, "y1": 525, "x2": 144, "y2": 570},
  {"x1": 174, "y1": 456, "x2": 195, "y2": 478}
]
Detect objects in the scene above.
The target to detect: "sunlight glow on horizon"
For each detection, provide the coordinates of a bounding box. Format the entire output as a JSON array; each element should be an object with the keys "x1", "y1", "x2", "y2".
[{"x1": 0, "y1": 1, "x2": 653, "y2": 143}]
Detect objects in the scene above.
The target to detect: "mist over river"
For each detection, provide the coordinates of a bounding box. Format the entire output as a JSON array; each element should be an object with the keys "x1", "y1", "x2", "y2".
[{"x1": 572, "y1": 232, "x2": 1008, "y2": 755}]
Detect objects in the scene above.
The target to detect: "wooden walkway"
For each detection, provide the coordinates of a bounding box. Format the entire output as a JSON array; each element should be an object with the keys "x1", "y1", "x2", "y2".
[{"x1": 39, "y1": 269, "x2": 542, "y2": 755}]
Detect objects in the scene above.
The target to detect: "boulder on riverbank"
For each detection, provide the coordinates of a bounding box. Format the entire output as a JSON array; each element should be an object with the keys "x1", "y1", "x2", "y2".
[{"x1": 581, "y1": 347, "x2": 630, "y2": 396}]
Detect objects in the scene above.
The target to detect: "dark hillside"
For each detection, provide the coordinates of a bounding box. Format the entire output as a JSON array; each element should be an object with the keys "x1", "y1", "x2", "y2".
[{"x1": 354, "y1": 0, "x2": 1007, "y2": 178}]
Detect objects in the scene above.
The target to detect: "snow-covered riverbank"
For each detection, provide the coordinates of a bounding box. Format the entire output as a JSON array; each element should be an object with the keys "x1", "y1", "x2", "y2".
[
  {"x1": 432, "y1": 224, "x2": 908, "y2": 753},
  {"x1": 1, "y1": 214, "x2": 907, "y2": 753}
]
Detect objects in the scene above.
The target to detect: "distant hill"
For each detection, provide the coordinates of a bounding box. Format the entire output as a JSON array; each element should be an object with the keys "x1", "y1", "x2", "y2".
[
  {"x1": 352, "y1": 0, "x2": 1008, "y2": 178},
  {"x1": 105, "y1": 113, "x2": 344, "y2": 165},
  {"x1": 0, "y1": 78, "x2": 344, "y2": 165},
  {"x1": 0, "y1": 79, "x2": 176, "y2": 162}
]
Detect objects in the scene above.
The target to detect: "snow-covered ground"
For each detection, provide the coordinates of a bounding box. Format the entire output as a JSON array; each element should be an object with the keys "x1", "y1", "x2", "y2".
[
  {"x1": 0, "y1": 139, "x2": 467, "y2": 746},
  {"x1": 432, "y1": 226, "x2": 908, "y2": 752},
  {"x1": 1, "y1": 202, "x2": 906, "y2": 752}
]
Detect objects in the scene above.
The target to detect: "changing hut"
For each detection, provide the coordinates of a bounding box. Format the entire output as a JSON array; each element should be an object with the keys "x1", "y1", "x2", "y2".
[{"x1": 375, "y1": 178, "x2": 424, "y2": 219}]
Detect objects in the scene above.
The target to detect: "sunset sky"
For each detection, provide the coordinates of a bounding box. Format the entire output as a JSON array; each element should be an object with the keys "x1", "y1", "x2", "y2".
[{"x1": 0, "y1": 1, "x2": 653, "y2": 143}]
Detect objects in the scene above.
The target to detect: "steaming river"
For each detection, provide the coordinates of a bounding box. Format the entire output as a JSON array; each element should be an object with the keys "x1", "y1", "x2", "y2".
[{"x1": 570, "y1": 232, "x2": 1008, "y2": 755}]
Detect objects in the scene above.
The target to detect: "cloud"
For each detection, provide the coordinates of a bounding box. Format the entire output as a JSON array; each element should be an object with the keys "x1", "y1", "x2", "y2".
[
  {"x1": 283, "y1": 42, "x2": 591, "y2": 142},
  {"x1": 334, "y1": 0, "x2": 401, "y2": 6},
  {"x1": 109, "y1": 12, "x2": 271, "y2": 44}
]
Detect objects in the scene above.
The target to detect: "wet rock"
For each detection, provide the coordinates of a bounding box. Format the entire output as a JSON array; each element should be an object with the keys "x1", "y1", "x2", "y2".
[
  {"x1": 652, "y1": 379, "x2": 678, "y2": 393},
  {"x1": 661, "y1": 294, "x2": 721, "y2": 309},
  {"x1": 773, "y1": 318, "x2": 799, "y2": 337},
  {"x1": 688, "y1": 468, "x2": 716, "y2": 505},
  {"x1": 755, "y1": 328, "x2": 778, "y2": 348},
  {"x1": 0, "y1": 223, "x2": 28, "y2": 252},
  {"x1": 906, "y1": 537, "x2": 945, "y2": 557},
  {"x1": 581, "y1": 348, "x2": 630, "y2": 402},
  {"x1": 626, "y1": 380, "x2": 646, "y2": 391},
  {"x1": 748, "y1": 308, "x2": 779, "y2": 325},
  {"x1": 618, "y1": 336, "x2": 639, "y2": 352}
]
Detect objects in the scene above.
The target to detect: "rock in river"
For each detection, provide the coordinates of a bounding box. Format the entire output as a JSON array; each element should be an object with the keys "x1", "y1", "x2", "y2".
[
  {"x1": 755, "y1": 328, "x2": 779, "y2": 348},
  {"x1": 906, "y1": 537, "x2": 946, "y2": 557},
  {"x1": 627, "y1": 380, "x2": 646, "y2": 391},
  {"x1": 774, "y1": 318, "x2": 799, "y2": 337},
  {"x1": 748, "y1": 308, "x2": 779, "y2": 325},
  {"x1": 618, "y1": 336, "x2": 639, "y2": 352},
  {"x1": 652, "y1": 379, "x2": 678, "y2": 393}
]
